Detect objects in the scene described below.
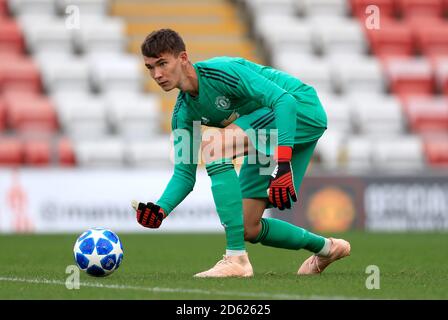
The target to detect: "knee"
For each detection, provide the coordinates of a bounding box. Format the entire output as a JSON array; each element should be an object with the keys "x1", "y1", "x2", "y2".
[
  {"x1": 201, "y1": 129, "x2": 226, "y2": 164},
  {"x1": 244, "y1": 223, "x2": 261, "y2": 242}
]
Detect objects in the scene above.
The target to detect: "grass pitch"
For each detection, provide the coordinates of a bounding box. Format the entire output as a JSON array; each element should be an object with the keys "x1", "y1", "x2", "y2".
[{"x1": 0, "y1": 231, "x2": 447, "y2": 300}]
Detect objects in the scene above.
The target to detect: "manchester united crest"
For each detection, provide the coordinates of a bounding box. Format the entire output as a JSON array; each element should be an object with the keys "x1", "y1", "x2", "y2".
[{"x1": 215, "y1": 96, "x2": 231, "y2": 110}]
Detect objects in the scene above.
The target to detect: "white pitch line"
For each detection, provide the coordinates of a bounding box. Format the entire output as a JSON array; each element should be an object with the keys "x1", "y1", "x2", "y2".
[{"x1": 0, "y1": 276, "x2": 362, "y2": 300}]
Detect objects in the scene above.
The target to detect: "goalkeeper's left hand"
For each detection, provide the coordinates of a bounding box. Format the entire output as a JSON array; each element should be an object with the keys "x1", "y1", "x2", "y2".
[
  {"x1": 132, "y1": 200, "x2": 166, "y2": 229},
  {"x1": 268, "y1": 146, "x2": 297, "y2": 210}
]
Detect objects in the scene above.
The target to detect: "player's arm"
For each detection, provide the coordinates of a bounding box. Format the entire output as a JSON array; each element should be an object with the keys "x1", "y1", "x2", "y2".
[
  {"x1": 133, "y1": 101, "x2": 200, "y2": 228},
  {"x1": 216, "y1": 62, "x2": 298, "y2": 210},
  {"x1": 155, "y1": 124, "x2": 199, "y2": 214},
  {"x1": 132, "y1": 152, "x2": 197, "y2": 229},
  {"x1": 222, "y1": 62, "x2": 298, "y2": 148}
]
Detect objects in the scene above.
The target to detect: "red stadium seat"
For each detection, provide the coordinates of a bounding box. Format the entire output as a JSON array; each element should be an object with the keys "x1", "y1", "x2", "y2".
[
  {"x1": 423, "y1": 135, "x2": 448, "y2": 167},
  {"x1": 4, "y1": 92, "x2": 58, "y2": 133},
  {"x1": 24, "y1": 139, "x2": 51, "y2": 166},
  {"x1": 0, "y1": 97, "x2": 5, "y2": 131},
  {"x1": 412, "y1": 20, "x2": 448, "y2": 57},
  {"x1": 365, "y1": 20, "x2": 414, "y2": 58},
  {"x1": 383, "y1": 57, "x2": 435, "y2": 97},
  {"x1": 443, "y1": 80, "x2": 448, "y2": 96},
  {"x1": 0, "y1": 138, "x2": 23, "y2": 166},
  {"x1": 0, "y1": 54, "x2": 41, "y2": 93},
  {"x1": 396, "y1": 0, "x2": 444, "y2": 18},
  {"x1": 402, "y1": 96, "x2": 448, "y2": 134},
  {"x1": 350, "y1": 0, "x2": 395, "y2": 19},
  {"x1": 431, "y1": 57, "x2": 448, "y2": 95},
  {"x1": 0, "y1": 0, "x2": 8, "y2": 16},
  {"x1": 58, "y1": 137, "x2": 76, "y2": 166},
  {"x1": 0, "y1": 19, "x2": 24, "y2": 54}
]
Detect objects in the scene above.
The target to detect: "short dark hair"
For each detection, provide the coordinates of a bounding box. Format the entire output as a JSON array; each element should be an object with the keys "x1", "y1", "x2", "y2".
[{"x1": 141, "y1": 29, "x2": 186, "y2": 58}]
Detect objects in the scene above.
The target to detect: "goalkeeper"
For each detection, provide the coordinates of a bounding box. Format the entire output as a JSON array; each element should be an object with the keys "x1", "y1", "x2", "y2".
[{"x1": 132, "y1": 29, "x2": 350, "y2": 278}]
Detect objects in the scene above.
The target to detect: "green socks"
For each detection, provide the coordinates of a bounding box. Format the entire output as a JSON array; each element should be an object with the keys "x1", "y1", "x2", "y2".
[
  {"x1": 205, "y1": 159, "x2": 324, "y2": 254},
  {"x1": 206, "y1": 159, "x2": 245, "y2": 251},
  {"x1": 251, "y1": 218, "x2": 325, "y2": 253}
]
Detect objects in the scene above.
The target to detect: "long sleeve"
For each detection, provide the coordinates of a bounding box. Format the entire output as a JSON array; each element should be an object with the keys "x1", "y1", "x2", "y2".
[
  {"x1": 217, "y1": 61, "x2": 298, "y2": 147},
  {"x1": 155, "y1": 97, "x2": 201, "y2": 215}
]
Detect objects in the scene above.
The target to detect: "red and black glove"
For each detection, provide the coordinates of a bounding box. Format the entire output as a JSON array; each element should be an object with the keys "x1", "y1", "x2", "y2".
[
  {"x1": 132, "y1": 200, "x2": 166, "y2": 229},
  {"x1": 268, "y1": 146, "x2": 297, "y2": 210}
]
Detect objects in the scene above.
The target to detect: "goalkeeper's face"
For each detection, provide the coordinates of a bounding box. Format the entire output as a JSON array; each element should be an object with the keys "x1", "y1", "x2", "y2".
[{"x1": 143, "y1": 51, "x2": 186, "y2": 91}]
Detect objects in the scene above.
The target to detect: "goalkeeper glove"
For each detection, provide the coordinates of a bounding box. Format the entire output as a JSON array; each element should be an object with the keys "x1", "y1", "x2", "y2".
[
  {"x1": 268, "y1": 146, "x2": 297, "y2": 210},
  {"x1": 132, "y1": 200, "x2": 166, "y2": 229}
]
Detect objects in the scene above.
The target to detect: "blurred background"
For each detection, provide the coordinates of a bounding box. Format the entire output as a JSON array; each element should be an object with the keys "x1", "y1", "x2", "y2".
[{"x1": 0, "y1": 0, "x2": 447, "y2": 234}]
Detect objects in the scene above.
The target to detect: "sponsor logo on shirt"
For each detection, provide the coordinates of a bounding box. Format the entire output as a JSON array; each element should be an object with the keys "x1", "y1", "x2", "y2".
[{"x1": 220, "y1": 111, "x2": 240, "y2": 127}]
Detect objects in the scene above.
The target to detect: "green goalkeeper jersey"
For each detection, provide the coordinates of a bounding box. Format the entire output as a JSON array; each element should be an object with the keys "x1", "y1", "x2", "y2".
[{"x1": 156, "y1": 56, "x2": 326, "y2": 214}]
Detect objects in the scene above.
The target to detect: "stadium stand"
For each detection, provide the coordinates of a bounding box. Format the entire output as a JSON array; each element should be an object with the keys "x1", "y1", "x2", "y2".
[
  {"x1": 0, "y1": 54, "x2": 41, "y2": 92},
  {"x1": 106, "y1": 92, "x2": 160, "y2": 139},
  {"x1": 4, "y1": 91, "x2": 57, "y2": 133},
  {"x1": 295, "y1": 0, "x2": 350, "y2": 17},
  {"x1": 349, "y1": 0, "x2": 395, "y2": 19},
  {"x1": 373, "y1": 135, "x2": 424, "y2": 172},
  {"x1": 343, "y1": 136, "x2": 374, "y2": 171},
  {"x1": 435, "y1": 57, "x2": 448, "y2": 95},
  {"x1": 51, "y1": 92, "x2": 108, "y2": 139},
  {"x1": 340, "y1": 135, "x2": 424, "y2": 172},
  {"x1": 57, "y1": 137, "x2": 76, "y2": 166},
  {"x1": 314, "y1": 130, "x2": 345, "y2": 170},
  {"x1": 0, "y1": 0, "x2": 7, "y2": 15},
  {"x1": 406, "y1": 16, "x2": 448, "y2": 57},
  {"x1": 312, "y1": 17, "x2": 368, "y2": 56},
  {"x1": 23, "y1": 139, "x2": 51, "y2": 166},
  {"x1": 349, "y1": 93, "x2": 405, "y2": 135},
  {"x1": 8, "y1": 0, "x2": 57, "y2": 16},
  {"x1": 74, "y1": 138, "x2": 124, "y2": 167},
  {"x1": 125, "y1": 138, "x2": 172, "y2": 167},
  {"x1": 0, "y1": 0, "x2": 447, "y2": 170},
  {"x1": 402, "y1": 96, "x2": 448, "y2": 134},
  {"x1": 253, "y1": 16, "x2": 315, "y2": 55},
  {"x1": 382, "y1": 57, "x2": 435, "y2": 97},
  {"x1": 364, "y1": 20, "x2": 415, "y2": 58},
  {"x1": 241, "y1": 0, "x2": 448, "y2": 170},
  {"x1": 0, "y1": 0, "x2": 166, "y2": 167},
  {"x1": 372, "y1": 135, "x2": 425, "y2": 170},
  {"x1": 55, "y1": 0, "x2": 109, "y2": 16},
  {"x1": 395, "y1": 0, "x2": 445, "y2": 18},
  {"x1": 424, "y1": 134, "x2": 448, "y2": 167},
  {"x1": 36, "y1": 52, "x2": 90, "y2": 93},
  {"x1": 330, "y1": 55, "x2": 385, "y2": 94},
  {"x1": 0, "y1": 17, "x2": 24, "y2": 54},
  {"x1": 318, "y1": 94, "x2": 353, "y2": 133},
  {"x1": 114, "y1": 0, "x2": 261, "y2": 132},
  {"x1": 0, "y1": 137, "x2": 22, "y2": 165},
  {"x1": 18, "y1": 16, "x2": 72, "y2": 54},
  {"x1": 244, "y1": 0, "x2": 296, "y2": 17},
  {"x1": 88, "y1": 53, "x2": 143, "y2": 93},
  {"x1": 71, "y1": 17, "x2": 126, "y2": 54},
  {"x1": 0, "y1": 97, "x2": 5, "y2": 132},
  {"x1": 273, "y1": 53, "x2": 334, "y2": 93}
]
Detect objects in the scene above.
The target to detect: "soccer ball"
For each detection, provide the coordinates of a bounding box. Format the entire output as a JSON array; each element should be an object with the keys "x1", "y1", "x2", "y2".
[{"x1": 73, "y1": 227, "x2": 124, "y2": 277}]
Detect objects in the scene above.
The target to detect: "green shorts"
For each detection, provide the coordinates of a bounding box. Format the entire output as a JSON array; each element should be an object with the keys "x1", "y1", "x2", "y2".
[{"x1": 233, "y1": 107, "x2": 326, "y2": 200}]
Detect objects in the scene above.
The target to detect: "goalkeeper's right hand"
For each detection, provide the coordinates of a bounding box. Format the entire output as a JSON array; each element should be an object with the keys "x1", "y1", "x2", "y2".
[{"x1": 131, "y1": 200, "x2": 166, "y2": 229}]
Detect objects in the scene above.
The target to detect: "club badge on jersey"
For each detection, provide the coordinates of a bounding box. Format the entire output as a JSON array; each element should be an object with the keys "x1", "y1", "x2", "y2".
[{"x1": 215, "y1": 96, "x2": 231, "y2": 110}]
